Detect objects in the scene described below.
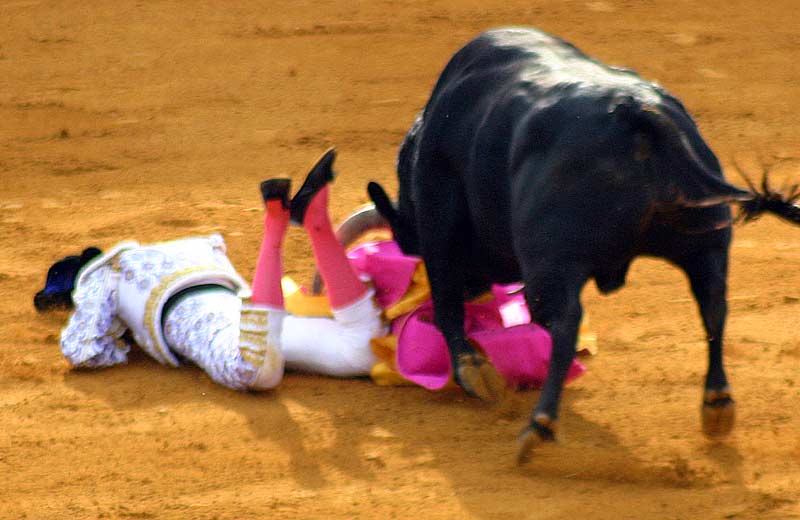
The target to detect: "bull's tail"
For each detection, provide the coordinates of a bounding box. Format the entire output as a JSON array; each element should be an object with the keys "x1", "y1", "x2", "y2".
[
  {"x1": 634, "y1": 104, "x2": 754, "y2": 208},
  {"x1": 733, "y1": 163, "x2": 800, "y2": 227},
  {"x1": 634, "y1": 103, "x2": 800, "y2": 227},
  {"x1": 737, "y1": 194, "x2": 800, "y2": 226}
]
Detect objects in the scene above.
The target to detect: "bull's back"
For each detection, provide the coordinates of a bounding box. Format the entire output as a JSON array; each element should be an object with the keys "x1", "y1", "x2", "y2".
[
  {"x1": 420, "y1": 27, "x2": 665, "y2": 194},
  {"x1": 426, "y1": 28, "x2": 660, "y2": 120},
  {"x1": 418, "y1": 29, "x2": 662, "y2": 257}
]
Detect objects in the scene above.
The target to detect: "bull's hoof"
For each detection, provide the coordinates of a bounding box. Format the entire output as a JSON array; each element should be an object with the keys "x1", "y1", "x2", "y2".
[
  {"x1": 702, "y1": 389, "x2": 735, "y2": 439},
  {"x1": 516, "y1": 413, "x2": 557, "y2": 465},
  {"x1": 455, "y1": 353, "x2": 506, "y2": 403}
]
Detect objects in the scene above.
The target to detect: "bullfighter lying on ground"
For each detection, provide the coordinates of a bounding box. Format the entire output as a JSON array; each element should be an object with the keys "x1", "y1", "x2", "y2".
[{"x1": 35, "y1": 149, "x2": 590, "y2": 392}]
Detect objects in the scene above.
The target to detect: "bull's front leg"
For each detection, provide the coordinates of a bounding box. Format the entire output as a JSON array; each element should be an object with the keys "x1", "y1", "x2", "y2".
[
  {"x1": 517, "y1": 264, "x2": 588, "y2": 463},
  {"x1": 680, "y1": 247, "x2": 735, "y2": 439},
  {"x1": 416, "y1": 171, "x2": 506, "y2": 403},
  {"x1": 424, "y1": 234, "x2": 506, "y2": 402},
  {"x1": 431, "y1": 286, "x2": 506, "y2": 403}
]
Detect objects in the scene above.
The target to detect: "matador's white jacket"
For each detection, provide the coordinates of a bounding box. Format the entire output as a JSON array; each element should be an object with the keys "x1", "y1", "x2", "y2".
[{"x1": 60, "y1": 234, "x2": 282, "y2": 389}]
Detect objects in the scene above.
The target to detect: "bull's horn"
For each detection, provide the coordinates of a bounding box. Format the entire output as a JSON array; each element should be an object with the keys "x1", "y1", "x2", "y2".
[
  {"x1": 310, "y1": 204, "x2": 390, "y2": 295},
  {"x1": 335, "y1": 203, "x2": 390, "y2": 246}
]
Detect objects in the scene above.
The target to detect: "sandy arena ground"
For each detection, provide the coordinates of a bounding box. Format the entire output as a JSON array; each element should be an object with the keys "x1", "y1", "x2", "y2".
[{"x1": 2, "y1": 1, "x2": 799, "y2": 518}]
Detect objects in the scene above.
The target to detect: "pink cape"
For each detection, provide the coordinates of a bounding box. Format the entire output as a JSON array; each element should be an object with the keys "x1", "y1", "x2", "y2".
[
  {"x1": 347, "y1": 240, "x2": 419, "y2": 309},
  {"x1": 347, "y1": 242, "x2": 586, "y2": 390}
]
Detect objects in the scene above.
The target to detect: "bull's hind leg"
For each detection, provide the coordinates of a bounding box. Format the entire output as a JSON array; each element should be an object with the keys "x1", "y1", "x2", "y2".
[
  {"x1": 415, "y1": 164, "x2": 506, "y2": 403},
  {"x1": 517, "y1": 265, "x2": 588, "y2": 463},
  {"x1": 680, "y1": 247, "x2": 736, "y2": 439}
]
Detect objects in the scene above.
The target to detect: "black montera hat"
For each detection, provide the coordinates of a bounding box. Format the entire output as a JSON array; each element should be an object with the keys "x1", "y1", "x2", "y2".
[{"x1": 33, "y1": 247, "x2": 102, "y2": 312}]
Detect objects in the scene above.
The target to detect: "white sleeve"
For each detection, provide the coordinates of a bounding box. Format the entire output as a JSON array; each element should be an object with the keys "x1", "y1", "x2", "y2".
[{"x1": 60, "y1": 264, "x2": 130, "y2": 368}]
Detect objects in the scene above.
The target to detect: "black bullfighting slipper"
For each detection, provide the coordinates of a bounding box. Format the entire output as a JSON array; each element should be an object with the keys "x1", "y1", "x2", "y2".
[
  {"x1": 289, "y1": 148, "x2": 336, "y2": 225},
  {"x1": 259, "y1": 178, "x2": 292, "y2": 209}
]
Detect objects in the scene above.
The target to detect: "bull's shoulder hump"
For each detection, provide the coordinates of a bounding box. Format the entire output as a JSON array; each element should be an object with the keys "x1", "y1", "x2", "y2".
[
  {"x1": 450, "y1": 27, "x2": 575, "y2": 74},
  {"x1": 454, "y1": 27, "x2": 661, "y2": 99},
  {"x1": 474, "y1": 27, "x2": 571, "y2": 54}
]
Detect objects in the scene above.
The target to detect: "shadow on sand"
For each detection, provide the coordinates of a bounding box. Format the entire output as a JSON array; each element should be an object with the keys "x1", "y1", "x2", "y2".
[{"x1": 62, "y1": 348, "x2": 771, "y2": 518}]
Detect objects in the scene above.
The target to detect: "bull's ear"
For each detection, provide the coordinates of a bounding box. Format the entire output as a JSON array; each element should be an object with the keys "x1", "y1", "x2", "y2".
[{"x1": 367, "y1": 181, "x2": 399, "y2": 225}]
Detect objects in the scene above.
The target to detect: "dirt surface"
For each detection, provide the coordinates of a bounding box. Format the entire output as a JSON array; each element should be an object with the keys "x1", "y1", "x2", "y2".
[{"x1": 2, "y1": 1, "x2": 799, "y2": 518}]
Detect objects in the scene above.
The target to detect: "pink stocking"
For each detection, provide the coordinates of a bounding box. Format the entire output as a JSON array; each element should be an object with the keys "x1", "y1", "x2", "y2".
[
  {"x1": 302, "y1": 185, "x2": 367, "y2": 309},
  {"x1": 251, "y1": 199, "x2": 289, "y2": 308}
]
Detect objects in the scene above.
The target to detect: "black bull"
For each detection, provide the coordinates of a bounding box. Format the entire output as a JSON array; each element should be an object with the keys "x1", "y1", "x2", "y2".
[{"x1": 367, "y1": 27, "x2": 764, "y2": 463}]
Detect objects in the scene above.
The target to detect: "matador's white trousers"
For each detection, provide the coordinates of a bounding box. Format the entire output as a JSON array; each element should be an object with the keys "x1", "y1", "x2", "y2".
[
  {"x1": 163, "y1": 288, "x2": 385, "y2": 390},
  {"x1": 278, "y1": 290, "x2": 386, "y2": 377}
]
